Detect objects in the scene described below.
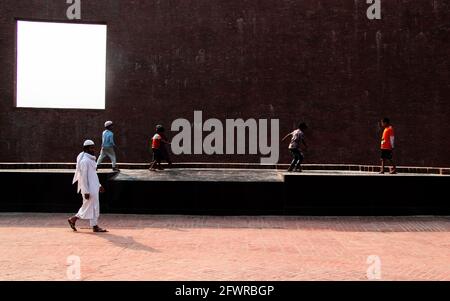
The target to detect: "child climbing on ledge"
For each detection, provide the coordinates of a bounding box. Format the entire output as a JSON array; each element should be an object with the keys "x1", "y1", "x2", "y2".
[{"x1": 282, "y1": 122, "x2": 308, "y2": 172}]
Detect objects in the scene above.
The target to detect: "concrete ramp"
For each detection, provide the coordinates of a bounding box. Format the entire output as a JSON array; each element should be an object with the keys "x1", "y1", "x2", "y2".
[{"x1": 112, "y1": 168, "x2": 283, "y2": 182}]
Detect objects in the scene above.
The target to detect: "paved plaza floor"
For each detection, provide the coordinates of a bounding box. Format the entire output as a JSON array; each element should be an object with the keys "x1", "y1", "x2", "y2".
[{"x1": 0, "y1": 213, "x2": 449, "y2": 280}]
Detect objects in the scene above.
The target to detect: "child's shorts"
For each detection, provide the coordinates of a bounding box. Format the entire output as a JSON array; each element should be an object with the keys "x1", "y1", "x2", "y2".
[
  {"x1": 152, "y1": 148, "x2": 163, "y2": 162},
  {"x1": 381, "y1": 149, "x2": 393, "y2": 160}
]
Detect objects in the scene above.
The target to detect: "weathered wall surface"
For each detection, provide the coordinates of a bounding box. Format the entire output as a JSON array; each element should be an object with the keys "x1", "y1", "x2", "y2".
[{"x1": 0, "y1": 0, "x2": 449, "y2": 166}]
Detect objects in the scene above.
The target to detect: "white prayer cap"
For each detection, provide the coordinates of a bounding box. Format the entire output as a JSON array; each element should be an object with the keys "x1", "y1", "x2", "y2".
[
  {"x1": 83, "y1": 140, "x2": 95, "y2": 147},
  {"x1": 104, "y1": 121, "x2": 113, "y2": 128}
]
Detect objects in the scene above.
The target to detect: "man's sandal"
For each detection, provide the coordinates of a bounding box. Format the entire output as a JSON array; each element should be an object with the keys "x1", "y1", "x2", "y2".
[
  {"x1": 68, "y1": 219, "x2": 77, "y2": 232},
  {"x1": 93, "y1": 226, "x2": 108, "y2": 233}
]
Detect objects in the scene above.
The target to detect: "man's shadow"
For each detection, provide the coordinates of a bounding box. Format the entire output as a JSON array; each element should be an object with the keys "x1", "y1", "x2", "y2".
[{"x1": 81, "y1": 231, "x2": 159, "y2": 253}]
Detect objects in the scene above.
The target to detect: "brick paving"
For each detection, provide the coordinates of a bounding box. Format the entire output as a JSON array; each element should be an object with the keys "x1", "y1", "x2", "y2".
[{"x1": 0, "y1": 213, "x2": 449, "y2": 281}]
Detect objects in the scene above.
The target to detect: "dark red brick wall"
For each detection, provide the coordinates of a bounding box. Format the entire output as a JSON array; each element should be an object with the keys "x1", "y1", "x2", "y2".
[{"x1": 0, "y1": 0, "x2": 449, "y2": 166}]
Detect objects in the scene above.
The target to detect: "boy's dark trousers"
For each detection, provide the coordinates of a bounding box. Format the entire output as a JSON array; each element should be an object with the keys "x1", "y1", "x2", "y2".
[
  {"x1": 160, "y1": 144, "x2": 172, "y2": 165},
  {"x1": 288, "y1": 148, "x2": 304, "y2": 171},
  {"x1": 149, "y1": 148, "x2": 163, "y2": 169}
]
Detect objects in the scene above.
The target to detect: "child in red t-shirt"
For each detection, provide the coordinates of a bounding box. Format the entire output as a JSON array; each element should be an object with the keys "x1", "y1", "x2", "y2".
[
  {"x1": 379, "y1": 118, "x2": 397, "y2": 174},
  {"x1": 149, "y1": 125, "x2": 171, "y2": 171}
]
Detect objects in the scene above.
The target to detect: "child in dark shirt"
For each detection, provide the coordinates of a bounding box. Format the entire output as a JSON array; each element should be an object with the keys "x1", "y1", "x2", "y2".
[{"x1": 281, "y1": 122, "x2": 308, "y2": 172}]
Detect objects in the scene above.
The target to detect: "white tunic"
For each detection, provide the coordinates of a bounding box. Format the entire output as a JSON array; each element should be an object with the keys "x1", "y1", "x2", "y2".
[{"x1": 72, "y1": 152, "x2": 101, "y2": 220}]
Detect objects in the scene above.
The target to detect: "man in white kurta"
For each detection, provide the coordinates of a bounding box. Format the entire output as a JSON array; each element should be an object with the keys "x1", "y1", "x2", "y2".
[{"x1": 68, "y1": 140, "x2": 108, "y2": 233}]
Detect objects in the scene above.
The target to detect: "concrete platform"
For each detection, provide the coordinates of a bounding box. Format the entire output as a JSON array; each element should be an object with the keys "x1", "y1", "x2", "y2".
[
  {"x1": 0, "y1": 168, "x2": 449, "y2": 215},
  {"x1": 281, "y1": 170, "x2": 448, "y2": 177},
  {"x1": 0, "y1": 169, "x2": 113, "y2": 174},
  {"x1": 112, "y1": 168, "x2": 284, "y2": 182},
  {"x1": 1, "y1": 162, "x2": 449, "y2": 175},
  {"x1": 110, "y1": 168, "x2": 448, "y2": 182},
  {"x1": 2, "y1": 166, "x2": 446, "y2": 178}
]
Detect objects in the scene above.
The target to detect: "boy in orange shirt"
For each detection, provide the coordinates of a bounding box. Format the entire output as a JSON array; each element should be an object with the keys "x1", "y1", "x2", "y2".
[
  {"x1": 149, "y1": 125, "x2": 171, "y2": 171},
  {"x1": 379, "y1": 118, "x2": 397, "y2": 174}
]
